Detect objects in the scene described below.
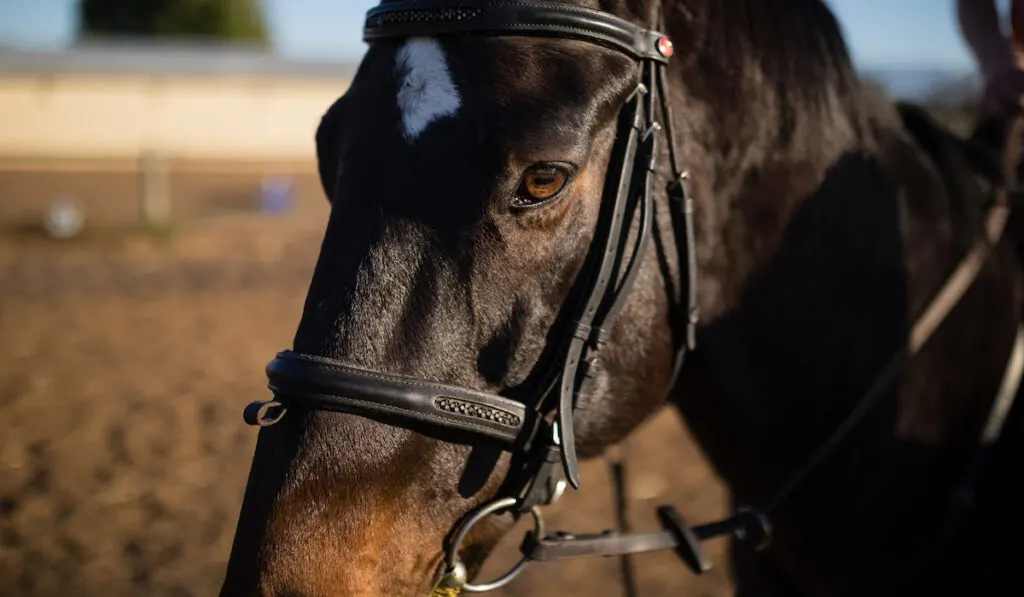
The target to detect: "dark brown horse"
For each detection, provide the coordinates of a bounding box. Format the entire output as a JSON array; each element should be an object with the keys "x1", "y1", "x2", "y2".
[{"x1": 220, "y1": 1, "x2": 1024, "y2": 596}]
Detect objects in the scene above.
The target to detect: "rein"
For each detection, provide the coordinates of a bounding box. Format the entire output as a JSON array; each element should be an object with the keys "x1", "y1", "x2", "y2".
[{"x1": 237, "y1": 0, "x2": 1024, "y2": 593}]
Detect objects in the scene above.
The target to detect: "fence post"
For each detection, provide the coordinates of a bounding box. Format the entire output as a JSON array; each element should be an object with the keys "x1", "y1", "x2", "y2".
[{"x1": 139, "y1": 151, "x2": 171, "y2": 229}]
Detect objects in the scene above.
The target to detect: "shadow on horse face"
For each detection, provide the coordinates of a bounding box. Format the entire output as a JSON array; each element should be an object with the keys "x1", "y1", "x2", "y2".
[{"x1": 218, "y1": 28, "x2": 677, "y2": 596}]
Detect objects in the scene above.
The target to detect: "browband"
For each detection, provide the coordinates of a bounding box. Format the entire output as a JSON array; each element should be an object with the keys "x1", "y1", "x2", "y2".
[
  {"x1": 258, "y1": 350, "x2": 528, "y2": 445},
  {"x1": 363, "y1": 0, "x2": 672, "y2": 63}
]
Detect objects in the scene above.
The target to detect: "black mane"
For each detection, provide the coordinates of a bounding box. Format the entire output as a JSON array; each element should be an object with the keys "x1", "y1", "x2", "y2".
[
  {"x1": 689, "y1": 0, "x2": 859, "y2": 98},
  {"x1": 669, "y1": 0, "x2": 872, "y2": 159}
]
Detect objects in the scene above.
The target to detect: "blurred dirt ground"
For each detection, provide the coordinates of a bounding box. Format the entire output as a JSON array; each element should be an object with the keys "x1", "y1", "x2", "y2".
[{"x1": 0, "y1": 167, "x2": 733, "y2": 597}]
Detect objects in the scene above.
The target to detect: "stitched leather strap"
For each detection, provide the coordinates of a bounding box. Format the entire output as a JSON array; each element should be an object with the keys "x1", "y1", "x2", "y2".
[
  {"x1": 364, "y1": 0, "x2": 671, "y2": 63},
  {"x1": 265, "y1": 351, "x2": 528, "y2": 445},
  {"x1": 518, "y1": 506, "x2": 769, "y2": 574},
  {"x1": 554, "y1": 82, "x2": 647, "y2": 489}
]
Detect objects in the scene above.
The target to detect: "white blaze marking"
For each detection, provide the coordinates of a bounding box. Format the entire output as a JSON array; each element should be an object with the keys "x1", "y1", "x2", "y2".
[{"x1": 394, "y1": 37, "x2": 461, "y2": 142}]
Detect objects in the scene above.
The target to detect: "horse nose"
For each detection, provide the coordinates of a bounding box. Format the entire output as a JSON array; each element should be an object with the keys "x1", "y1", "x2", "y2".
[{"x1": 219, "y1": 415, "x2": 458, "y2": 597}]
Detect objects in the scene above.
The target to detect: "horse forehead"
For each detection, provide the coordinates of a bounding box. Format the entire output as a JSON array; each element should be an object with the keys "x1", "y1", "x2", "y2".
[
  {"x1": 394, "y1": 37, "x2": 461, "y2": 143},
  {"x1": 388, "y1": 35, "x2": 601, "y2": 143}
]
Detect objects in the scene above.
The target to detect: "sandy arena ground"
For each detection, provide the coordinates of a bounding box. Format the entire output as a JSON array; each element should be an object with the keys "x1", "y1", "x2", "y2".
[{"x1": 0, "y1": 167, "x2": 733, "y2": 597}]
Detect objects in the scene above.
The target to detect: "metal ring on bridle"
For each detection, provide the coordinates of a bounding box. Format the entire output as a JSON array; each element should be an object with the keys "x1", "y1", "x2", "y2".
[{"x1": 437, "y1": 497, "x2": 545, "y2": 593}]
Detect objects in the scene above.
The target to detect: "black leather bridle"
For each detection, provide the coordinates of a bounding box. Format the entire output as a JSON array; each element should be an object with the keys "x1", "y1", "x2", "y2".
[{"x1": 240, "y1": 0, "x2": 744, "y2": 593}]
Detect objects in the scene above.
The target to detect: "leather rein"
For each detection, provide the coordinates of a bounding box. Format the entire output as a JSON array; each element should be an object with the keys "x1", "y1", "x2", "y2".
[{"x1": 239, "y1": 1, "x2": 1024, "y2": 594}]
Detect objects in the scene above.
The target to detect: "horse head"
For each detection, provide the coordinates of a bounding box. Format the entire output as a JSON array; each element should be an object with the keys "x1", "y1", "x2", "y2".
[
  {"x1": 220, "y1": 2, "x2": 694, "y2": 595},
  {"x1": 220, "y1": 0, "x2": 895, "y2": 595}
]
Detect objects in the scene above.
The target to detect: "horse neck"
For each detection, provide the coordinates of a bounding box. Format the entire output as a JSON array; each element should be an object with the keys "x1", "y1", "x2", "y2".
[
  {"x1": 662, "y1": 41, "x2": 894, "y2": 489},
  {"x1": 671, "y1": 51, "x2": 1015, "y2": 494},
  {"x1": 678, "y1": 65, "x2": 874, "y2": 323},
  {"x1": 659, "y1": 0, "x2": 873, "y2": 323}
]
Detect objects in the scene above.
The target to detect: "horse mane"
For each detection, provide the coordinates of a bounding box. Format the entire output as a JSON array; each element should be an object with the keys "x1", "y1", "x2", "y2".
[
  {"x1": 675, "y1": 0, "x2": 1011, "y2": 508},
  {"x1": 668, "y1": 0, "x2": 874, "y2": 155},
  {"x1": 695, "y1": 0, "x2": 859, "y2": 98}
]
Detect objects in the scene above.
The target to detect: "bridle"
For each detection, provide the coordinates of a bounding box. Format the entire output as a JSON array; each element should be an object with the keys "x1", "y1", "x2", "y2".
[
  {"x1": 239, "y1": 1, "x2": 1024, "y2": 595},
  {"x1": 243, "y1": 0, "x2": 714, "y2": 591}
]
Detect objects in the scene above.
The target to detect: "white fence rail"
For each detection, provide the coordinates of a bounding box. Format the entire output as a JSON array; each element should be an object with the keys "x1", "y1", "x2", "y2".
[{"x1": 0, "y1": 73, "x2": 350, "y2": 163}]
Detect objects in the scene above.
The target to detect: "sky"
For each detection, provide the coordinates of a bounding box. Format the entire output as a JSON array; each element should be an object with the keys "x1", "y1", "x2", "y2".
[{"x1": 0, "y1": 0, "x2": 1000, "y2": 73}]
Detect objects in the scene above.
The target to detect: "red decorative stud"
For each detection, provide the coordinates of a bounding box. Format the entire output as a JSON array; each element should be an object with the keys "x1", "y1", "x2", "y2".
[{"x1": 657, "y1": 36, "x2": 675, "y2": 58}]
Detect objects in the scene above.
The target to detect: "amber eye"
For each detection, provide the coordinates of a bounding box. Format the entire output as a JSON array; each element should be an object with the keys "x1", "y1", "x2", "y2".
[{"x1": 513, "y1": 164, "x2": 572, "y2": 208}]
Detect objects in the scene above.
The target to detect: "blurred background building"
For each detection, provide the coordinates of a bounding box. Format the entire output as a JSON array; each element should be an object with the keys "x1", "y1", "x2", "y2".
[{"x1": 0, "y1": 0, "x2": 362, "y2": 233}]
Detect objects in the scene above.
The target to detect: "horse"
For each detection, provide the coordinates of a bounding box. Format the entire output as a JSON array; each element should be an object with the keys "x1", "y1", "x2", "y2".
[{"x1": 219, "y1": 1, "x2": 1024, "y2": 596}]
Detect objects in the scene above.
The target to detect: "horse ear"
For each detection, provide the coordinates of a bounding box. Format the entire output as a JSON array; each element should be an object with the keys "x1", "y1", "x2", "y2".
[{"x1": 315, "y1": 97, "x2": 347, "y2": 203}]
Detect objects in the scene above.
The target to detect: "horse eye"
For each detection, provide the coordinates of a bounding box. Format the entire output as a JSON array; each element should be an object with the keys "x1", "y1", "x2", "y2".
[{"x1": 513, "y1": 164, "x2": 571, "y2": 208}]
